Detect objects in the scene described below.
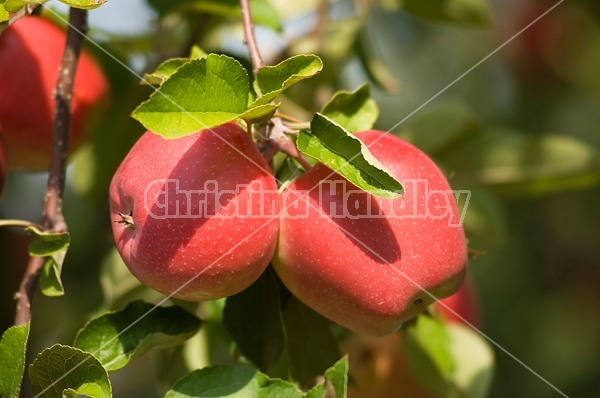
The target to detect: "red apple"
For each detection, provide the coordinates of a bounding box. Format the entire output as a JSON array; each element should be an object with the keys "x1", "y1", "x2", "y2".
[
  {"x1": 437, "y1": 277, "x2": 479, "y2": 326},
  {"x1": 346, "y1": 279, "x2": 480, "y2": 398},
  {"x1": 274, "y1": 130, "x2": 467, "y2": 336},
  {"x1": 0, "y1": 16, "x2": 110, "y2": 171},
  {"x1": 0, "y1": 130, "x2": 5, "y2": 197},
  {"x1": 109, "y1": 123, "x2": 281, "y2": 301}
]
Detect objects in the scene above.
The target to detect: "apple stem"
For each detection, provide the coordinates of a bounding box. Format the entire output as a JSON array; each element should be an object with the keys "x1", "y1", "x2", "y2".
[
  {"x1": 0, "y1": 4, "x2": 39, "y2": 37},
  {"x1": 14, "y1": 8, "x2": 88, "y2": 329}
]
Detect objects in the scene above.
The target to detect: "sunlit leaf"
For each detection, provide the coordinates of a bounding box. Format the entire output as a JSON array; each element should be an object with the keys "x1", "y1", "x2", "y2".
[
  {"x1": 29, "y1": 344, "x2": 111, "y2": 398},
  {"x1": 297, "y1": 113, "x2": 402, "y2": 198},
  {"x1": 73, "y1": 300, "x2": 202, "y2": 372},
  {"x1": 0, "y1": 323, "x2": 30, "y2": 398}
]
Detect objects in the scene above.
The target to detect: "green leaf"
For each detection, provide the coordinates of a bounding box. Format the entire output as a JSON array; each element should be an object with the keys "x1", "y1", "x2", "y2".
[
  {"x1": 0, "y1": 323, "x2": 30, "y2": 398},
  {"x1": 403, "y1": 314, "x2": 455, "y2": 397},
  {"x1": 0, "y1": 7, "x2": 8, "y2": 23},
  {"x1": 73, "y1": 300, "x2": 202, "y2": 372},
  {"x1": 58, "y1": 0, "x2": 107, "y2": 10},
  {"x1": 223, "y1": 268, "x2": 286, "y2": 372},
  {"x1": 283, "y1": 297, "x2": 341, "y2": 389},
  {"x1": 189, "y1": 45, "x2": 207, "y2": 59},
  {"x1": 26, "y1": 227, "x2": 69, "y2": 297},
  {"x1": 144, "y1": 58, "x2": 192, "y2": 86},
  {"x1": 3, "y1": 0, "x2": 23, "y2": 13},
  {"x1": 305, "y1": 357, "x2": 349, "y2": 398},
  {"x1": 165, "y1": 364, "x2": 304, "y2": 398},
  {"x1": 400, "y1": 0, "x2": 491, "y2": 27},
  {"x1": 258, "y1": 380, "x2": 304, "y2": 398},
  {"x1": 239, "y1": 103, "x2": 279, "y2": 125},
  {"x1": 441, "y1": 129, "x2": 600, "y2": 196},
  {"x1": 252, "y1": 55, "x2": 323, "y2": 106},
  {"x1": 321, "y1": 84, "x2": 379, "y2": 133},
  {"x1": 29, "y1": 344, "x2": 111, "y2": 398},
  {"x1": 446, "y1": 323, "x2": 495, "y2": 398},
  {"x1": 131, "y1": 54, "x2": 250, "y2": 139},
  {"x1": 297, "y1": 113, "x2": 403, "y2": 199},
  {"x1": 147, "y1": 0, "x2": 281, "y2": 31},
  {"x1": 398, "y1": 101, "x2": 479, "y2": 155},
  {"x1": 39, "y1": 254, "x2": 66, "y2": 297},
  {"x1": 26, "y1": 227, "x2": 70, "y2": 257}
]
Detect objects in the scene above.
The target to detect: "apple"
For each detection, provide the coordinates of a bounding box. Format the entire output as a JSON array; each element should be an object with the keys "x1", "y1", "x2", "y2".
[
  {"x1": 0, "y1": 16, "x2": 110, "y2": 171},
  {"x1": 346, "y1": 279, "x2": 480, "y2": 398},
  {"x1": 109, "y1": 123, "x2": 281, "y2": 301},
  {"x1": 274, "y1": 130, "x2": 467, "y2": 336},
  {"x1": 0, "y1": 131, "x2": 5, "y2": 198},
  {"x1": 437, "y1": 277, "x2": 479, "y2": 326}
]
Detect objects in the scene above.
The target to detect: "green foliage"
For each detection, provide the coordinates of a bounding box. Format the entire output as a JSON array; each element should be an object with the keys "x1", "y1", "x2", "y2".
[
  {"x1": 223, "y1": 268, "x2": 286, "y2": 373},
  {"x1": 164, "y1": 364, "x2": 302, "y2": 398},
  {"x1": 283, "y1": 297, "x2": 341, "y2": 388},
  {"x1": 298, "y1": 113, "x2": 403, "y2": 199},
  {"x1": 147, "y1": 0, "x2": 281, "y2": 31},
  {"x1": 26, "y1": 226, "x2": 70, "y2": 297},
  {"x1": 321, "y1": 84, "x2": 379, "y2": 133},
  {"x1": 441, "y1": 128, "x2": 600, "y2": 195},
  {"x1": 132, "y1": 54, "x2": 251, "y2": 138},
  {"x1": 59, "y1": 0, "x2": 106, "y2": 10},
  {"x1": 252, "y1": 55, "x2": 323, "y2": 106},
  {"x1": 379, "y1": 0, "x2": 491, "y2": 26},
  {"x1": 305, "y1": 357, "x2": 349, "y2": 398},
  {"x1": 0, "y1": 323, "x2": 29, "y2": 398},
  {"x1": 403, "y1": 314, "x2": 494, "y2": 397},
  {"x1": 29, "y1": 344, "x2": 111, "y2": 398},
  {"x1": 73, "y1": 300, "x2": 202, "y2": 372}
]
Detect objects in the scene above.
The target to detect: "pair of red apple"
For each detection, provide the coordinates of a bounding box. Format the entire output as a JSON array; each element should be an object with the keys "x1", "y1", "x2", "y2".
[
  {"x1": 110, "y1": 123, "x2": 468, "y2": 336},
  {"x1": 0, "y1": 15, "x2": 109, "y2": 195}
]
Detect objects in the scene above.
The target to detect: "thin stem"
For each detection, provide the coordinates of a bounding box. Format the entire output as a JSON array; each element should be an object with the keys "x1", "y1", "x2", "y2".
[
  {"x1": 0, "y1": 4, "x2": 39, "y2": 36},
  {"x1": 239, "y1": 0, "x2": 263, "y2": 75},
  {"x1": 14, "y1": 8, "x2": 88, "y2": 327},
  {"x1": 0, "y1": 220, "x2": 45, "y2": 230},
  {"x1": 314, "y1": 0, "x2": 328, "y2": 52}
]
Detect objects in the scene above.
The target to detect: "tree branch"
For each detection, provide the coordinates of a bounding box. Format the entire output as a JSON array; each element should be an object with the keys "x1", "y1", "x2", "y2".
[
  {"x1": 14, "y1": 7, "x2": 88, "y2": 327},
  {"x1": 0, "y1": 4, "x2": 39, "y2": 37},
  {"x1": 239, "y1": 0, "x2": 311, "y2": 170},
  {"x1": 239, "y1": 0, "x2": 263, "y2": 75}
]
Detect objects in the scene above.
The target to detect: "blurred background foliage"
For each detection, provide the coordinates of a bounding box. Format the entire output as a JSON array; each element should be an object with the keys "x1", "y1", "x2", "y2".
[{"x1": 1, "y1": 0, "x2": 599, "y2": 397}]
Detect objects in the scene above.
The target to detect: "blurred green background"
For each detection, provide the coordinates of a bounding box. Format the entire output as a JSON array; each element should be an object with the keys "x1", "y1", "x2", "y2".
[{"x1": 1, "y1": 0, "x2": 599, "y2": 397}]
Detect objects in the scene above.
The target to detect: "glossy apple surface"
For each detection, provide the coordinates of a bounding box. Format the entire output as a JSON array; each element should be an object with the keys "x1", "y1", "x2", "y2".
[
  {"x1": 110, "y1": 123, "x2": 281, "y2": 301},
  {"x1": 274, "y1": 130, "x2": 467, "y2": 336},
  {"x1": 0, "y1": 16, "x2": 110, "y2": 170}
]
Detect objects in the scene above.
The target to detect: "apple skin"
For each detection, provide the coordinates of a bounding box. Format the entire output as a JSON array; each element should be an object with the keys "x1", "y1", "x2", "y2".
[
  {"x1": 109, "y1": 123, "x2": 281, "y2": 301},
  {"x1": 273, "y1": 130, "x2": 467, "y2": 336},
  {"x1": 0, "y1": 132, "x2": 5, "y2": 198},
  {"x1": 346, "y1": 279, "x2": 479, "y2": 398},
  {"x1": 0, "y1": 16, "x2": 110, "y2": 171},
  {"x1": 437, "y1": 277, "x2": 479, "y2": 326}
]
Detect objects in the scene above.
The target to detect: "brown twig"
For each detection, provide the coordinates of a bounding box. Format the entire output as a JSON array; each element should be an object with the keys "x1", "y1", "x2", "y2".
[
  {"x1": 14, "y1": 8, "x2": 88, "y2": 326},
  {"x1": 239, "y1": 0, "x2": 311, "y2": 169},
  {"x1": 239, "y1": 0, "x2": 263, "y2": 75},
  {"x1": 314, "y1": 0, "x2": 328, "y2": 52},
  {"x1": 0, "y1": 4, "x2": 39, "y2": 37}
]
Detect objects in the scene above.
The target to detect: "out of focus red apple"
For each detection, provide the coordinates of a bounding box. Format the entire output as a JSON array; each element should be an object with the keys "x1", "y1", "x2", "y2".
[
  {"x1": 347, "y1": 278, "x2": 479, "y2": 398},
  {"x1": 109, "y1": 123, "x2": 281, "y2": 301},
  {"x1": 437, "y1": 277, "x2": 479, "y2": 326},
  {"x1": 0, "y1": 16, "x2": 110, "y2": 170},
  {"x1": 274, "y1": 130, "x2": 467, "y2": 336},
  {"x1": 0, "y1": 131, "x2": 5, "y2": 197}
]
